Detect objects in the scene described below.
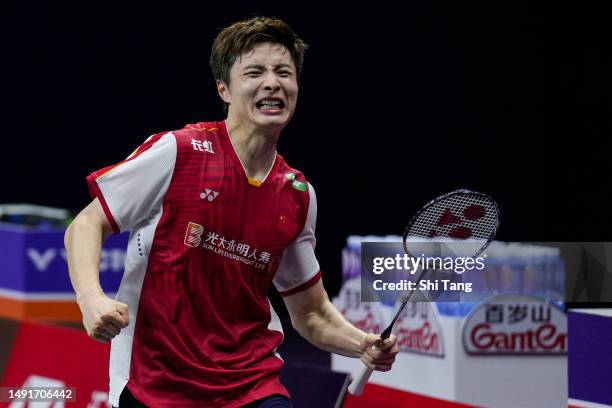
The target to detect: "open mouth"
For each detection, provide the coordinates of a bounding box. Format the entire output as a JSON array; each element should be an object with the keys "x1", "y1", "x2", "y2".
[{"x1": 256, "y1": 98, "x2": 285, "y2": 111}]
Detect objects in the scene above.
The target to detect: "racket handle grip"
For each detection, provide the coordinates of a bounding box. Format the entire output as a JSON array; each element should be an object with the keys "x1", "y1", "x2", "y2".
[{"x1": 348, "y1": 365, "x2": 374, "y2": 396}]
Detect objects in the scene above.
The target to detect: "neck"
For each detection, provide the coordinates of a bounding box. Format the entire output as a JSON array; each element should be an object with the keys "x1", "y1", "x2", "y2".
[{"x1": 225, "y1": 116, "x2": 280, "y2": 181}]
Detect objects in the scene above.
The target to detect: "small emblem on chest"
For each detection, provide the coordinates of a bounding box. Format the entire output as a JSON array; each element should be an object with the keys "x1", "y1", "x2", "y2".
[
  {"x1": 200, "y1": 188, "x2": 220, "y2": 202},
  {"x1": 285, "y1": 172, "x2": 307, "y2": 192}
]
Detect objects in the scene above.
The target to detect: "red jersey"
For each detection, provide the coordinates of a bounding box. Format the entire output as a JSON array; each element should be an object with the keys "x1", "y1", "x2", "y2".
[{"x1": 87, "y1": 121, "x2": 321, "y2": 407}]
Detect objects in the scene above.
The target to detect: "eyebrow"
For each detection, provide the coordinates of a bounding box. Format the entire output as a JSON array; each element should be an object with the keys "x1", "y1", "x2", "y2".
[{"x1": 243, "y1": 63, "x2": 293, "y2": 71}]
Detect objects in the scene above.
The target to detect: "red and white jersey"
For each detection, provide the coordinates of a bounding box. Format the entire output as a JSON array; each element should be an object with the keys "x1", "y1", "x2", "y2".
[{"x1": 86, "y1": 121, "x2": 321, "y2": 408}]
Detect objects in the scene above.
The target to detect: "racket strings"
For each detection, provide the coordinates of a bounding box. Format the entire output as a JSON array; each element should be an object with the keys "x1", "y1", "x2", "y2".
[{"x1": 406, "y1": 194, "x2": 497, "y2": 242}]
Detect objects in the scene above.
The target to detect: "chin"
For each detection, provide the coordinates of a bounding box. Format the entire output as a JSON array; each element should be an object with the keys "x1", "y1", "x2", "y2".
[{"x1": 255, "y1": 115, "x2": 291, "y2": 129}]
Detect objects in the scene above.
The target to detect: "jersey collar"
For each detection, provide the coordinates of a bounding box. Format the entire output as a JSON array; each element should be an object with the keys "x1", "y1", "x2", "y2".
[{"x1": 220, "y1": 120, "x2": 279, "y2": 187}]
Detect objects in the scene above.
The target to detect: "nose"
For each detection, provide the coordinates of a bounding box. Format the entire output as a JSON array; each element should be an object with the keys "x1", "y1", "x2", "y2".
[{"x1": 262, "y1": 72, "x2": 281, "y2": 92}]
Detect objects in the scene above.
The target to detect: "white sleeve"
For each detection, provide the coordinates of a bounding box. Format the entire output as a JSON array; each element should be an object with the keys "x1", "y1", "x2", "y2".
[
  {"x1": 273, "y1": 182, "x2": 321, "y2": 296},
  {"x1": 86, "y1": 132, "x2": 177, "y2": 233}
]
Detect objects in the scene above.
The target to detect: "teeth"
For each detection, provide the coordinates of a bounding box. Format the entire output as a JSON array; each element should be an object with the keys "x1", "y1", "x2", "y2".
[{"x1": 258, "y1": 100, "x2": 283, "y2": 109}]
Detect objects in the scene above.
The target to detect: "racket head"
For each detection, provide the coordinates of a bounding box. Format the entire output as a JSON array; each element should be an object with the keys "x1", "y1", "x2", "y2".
[{"x1": 402, "y1": 189, "x2": 500, "y2": 259}]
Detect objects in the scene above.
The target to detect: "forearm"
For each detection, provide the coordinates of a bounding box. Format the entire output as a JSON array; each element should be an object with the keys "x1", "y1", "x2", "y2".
[
  {"x1": 293, "y1": 297, "x2": 366, "y2": 358},
  {"x1": 64, "y1": 214, "x2": 108, "y2": 303}
]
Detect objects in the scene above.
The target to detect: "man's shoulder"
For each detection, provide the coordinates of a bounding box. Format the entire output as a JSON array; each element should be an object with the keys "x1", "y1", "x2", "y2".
[
  {"x1": 170, "y1": 121, "x2": 223, "y2": 139},
  {"x1": 161, "y1": 121, "x2": 225, "y2": 156},
  {"x1": 275, "y1": 154, "x2": 312, "y2": 193},
  {"x1": 276, "y1": 154, "x2": 304, "y2": 177}
]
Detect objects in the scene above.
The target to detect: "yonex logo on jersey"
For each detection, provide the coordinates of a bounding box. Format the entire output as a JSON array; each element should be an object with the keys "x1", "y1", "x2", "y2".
[
  {"x1": 191, "y1": 139, "x2": 214, "y2": 153},
  {"x1": 200, "y1": 188, "x2": 220, "y2": 202}
]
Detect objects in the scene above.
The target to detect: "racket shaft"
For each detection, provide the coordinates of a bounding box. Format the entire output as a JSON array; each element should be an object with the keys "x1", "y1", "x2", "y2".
[
  {"x1": 348, "y1": 365, "x2": 374, "y2": 396},
  {"x1": 382, "y1": 267, "x2": 428, "y2": 337}
]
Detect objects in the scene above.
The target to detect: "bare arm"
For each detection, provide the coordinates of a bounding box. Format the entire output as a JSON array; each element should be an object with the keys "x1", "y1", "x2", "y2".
[
  {"x1": 65, "y1": 198, "x2": 113, "y2": 301},
  {"x1": 65, "y1": 198, "x2": 128, "y2": 343},
  {"x1": 283, "y1": 280, "x2": 398, "y2": 370},
  {"x1": 284, "y1": 279, "x2": 365, "y2": 357}
]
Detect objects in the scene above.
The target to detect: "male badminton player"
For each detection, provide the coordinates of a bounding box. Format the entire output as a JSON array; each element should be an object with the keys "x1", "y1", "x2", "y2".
[{"x1": 65, "y1": 16, "x2": 398, "y2": 408}]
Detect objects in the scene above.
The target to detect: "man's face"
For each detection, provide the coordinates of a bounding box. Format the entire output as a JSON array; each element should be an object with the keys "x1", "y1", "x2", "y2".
[{"x1": 218, "y1": 42, "x2": 299, "y2": 132}]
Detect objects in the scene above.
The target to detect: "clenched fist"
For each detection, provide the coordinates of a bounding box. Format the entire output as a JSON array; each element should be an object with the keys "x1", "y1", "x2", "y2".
[
  {"x1": 78, "y1": 294, "x2": 129, "y2": 344},
  {"x1": 359, "y1": 333, "x2": 399, "y2": 372}
]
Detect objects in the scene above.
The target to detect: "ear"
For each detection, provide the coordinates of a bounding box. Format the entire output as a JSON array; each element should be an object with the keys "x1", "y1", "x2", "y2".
[{"x1": 216, "y1": 80, "x2": 231, "y2": 104}]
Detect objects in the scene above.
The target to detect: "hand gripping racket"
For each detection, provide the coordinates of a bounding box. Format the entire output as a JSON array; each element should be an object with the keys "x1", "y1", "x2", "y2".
[{"x1": 348, "y1": 189, "x2": 500, "y2": 396}]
